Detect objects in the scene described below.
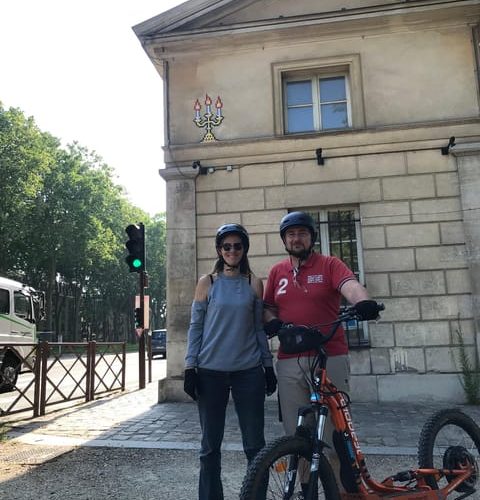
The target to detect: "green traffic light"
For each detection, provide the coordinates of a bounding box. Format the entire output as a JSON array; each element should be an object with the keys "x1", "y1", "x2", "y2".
[{"x1": 125, "y1": 223, "x2": 145, "y2": 273}]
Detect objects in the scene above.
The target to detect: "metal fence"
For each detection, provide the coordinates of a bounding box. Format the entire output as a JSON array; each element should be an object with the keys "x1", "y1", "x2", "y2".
[{"x1": 0, "y1": 341, "x2": 126, "y2": 418}]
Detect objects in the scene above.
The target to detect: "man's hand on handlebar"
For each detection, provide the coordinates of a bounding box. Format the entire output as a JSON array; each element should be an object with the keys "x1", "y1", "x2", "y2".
[
  {"x1": 264, "y1": 318, "x2": 286, "y2": 338},
  {"x1": 353, "y1": 300, "x2": 384, "y2": 321},
  {"x1": 264, "y1": 301, "x2": 385, "y2": 342}
]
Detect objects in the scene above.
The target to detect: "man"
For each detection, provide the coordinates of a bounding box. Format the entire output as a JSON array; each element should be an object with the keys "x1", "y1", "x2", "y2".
[{"x1": 263, "y1": 211, "x2": 379, "y2": 493}]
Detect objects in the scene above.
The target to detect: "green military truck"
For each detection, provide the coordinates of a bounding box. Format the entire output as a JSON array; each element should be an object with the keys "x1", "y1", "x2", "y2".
[{"x1": 0, "y1": 276, "x2": 44, "y2": 392}]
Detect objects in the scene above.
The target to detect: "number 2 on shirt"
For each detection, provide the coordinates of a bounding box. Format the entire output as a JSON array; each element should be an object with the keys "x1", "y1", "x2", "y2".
[{"x1": 277, "y1": 278, "x2": 288, "y2": 295}]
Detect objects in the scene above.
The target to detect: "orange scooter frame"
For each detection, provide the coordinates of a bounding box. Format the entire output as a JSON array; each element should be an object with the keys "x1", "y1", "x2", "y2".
[{"x1": 321, "y1": 369, "x2": 476, "y2": 499}]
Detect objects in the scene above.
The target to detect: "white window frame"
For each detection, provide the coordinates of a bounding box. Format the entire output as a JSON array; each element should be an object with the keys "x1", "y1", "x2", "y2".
[
  {"x1": 272, "y1": 54, "x2": 365, "y2": 136},
  {"x1": 284, "y1": 72, "x2": 352, "y2": 133}
]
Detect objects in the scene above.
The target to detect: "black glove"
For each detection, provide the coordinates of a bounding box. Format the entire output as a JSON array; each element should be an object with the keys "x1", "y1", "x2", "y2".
[
  {"x1": 264, "y1": 318, "x2": 284, "y2": 338},
  {"x1": 183, "y1": 368, "x2": 198, "y2": 401},
  {"x1": 353, "y1": 300, "x2": 382, "y2": 321},
  {"x1": 264, "y1": 367, "x2": 277, "y2": 396}
]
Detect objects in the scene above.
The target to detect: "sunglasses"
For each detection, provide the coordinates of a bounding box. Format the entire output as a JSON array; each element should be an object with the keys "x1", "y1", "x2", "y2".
[{"x1": 220, "y1": 243, "x2": 243, "y2": 252}]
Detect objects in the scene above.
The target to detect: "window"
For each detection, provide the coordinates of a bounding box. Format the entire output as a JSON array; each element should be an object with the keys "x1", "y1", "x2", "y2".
[
  {"x1": 14, "y1": 291, "x2": 30, "y2": 320},
  {"x1": 0, "y1": 289, "x2": 9, "y2": 314},
  {"x1": 284, "y1": 75, "x2": 350, "y2": 133},
  {"x1": 272, "y1": 54, "x2": 365, "y2": 135},
  {"x1": 302, "y1": 207, "x2": 369, "y2": 347}
]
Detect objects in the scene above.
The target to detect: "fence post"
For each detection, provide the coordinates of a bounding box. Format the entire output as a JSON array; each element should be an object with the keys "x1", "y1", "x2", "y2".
[
  {"x1": 121, "y1": 342, "x2": 126, "y2": 391},
  {"x1": 33, "y1": 343, "x2": 42, "y2": 417},
  {"x1": 85, "y1": 341, "x2": 96, "y2": 402},
  {"x1": 91, "y1": 341, "x2": 96, "y2": 399},
  {"x1": 39, "y1": 341, "x2": 49, "y2": 416},
  {"x1": 86, "y1": 341, "x2": 92, "y2": 402},
  {"x1": 147, "y1": 333, "x2": 152, "y2": 384}
]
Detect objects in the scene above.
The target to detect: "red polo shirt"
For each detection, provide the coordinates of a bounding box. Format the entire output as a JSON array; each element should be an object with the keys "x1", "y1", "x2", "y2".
[{"x1": 264, "y1": 252, "x2": 355, "y2": 358}]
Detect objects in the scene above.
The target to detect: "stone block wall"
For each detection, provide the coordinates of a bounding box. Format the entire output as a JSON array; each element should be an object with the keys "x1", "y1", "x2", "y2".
[{"x1": 193, "y1": 147, "x2": 476, "y2": 403}]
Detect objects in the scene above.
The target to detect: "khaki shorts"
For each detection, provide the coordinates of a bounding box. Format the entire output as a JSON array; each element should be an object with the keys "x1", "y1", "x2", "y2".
[{"x1": 276, "y1": 354, "x2": 350, "y2": 447}]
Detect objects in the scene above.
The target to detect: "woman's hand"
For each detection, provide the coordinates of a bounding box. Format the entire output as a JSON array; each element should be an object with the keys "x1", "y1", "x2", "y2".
[
  {"x1": 183, "y1": 368, "x2": 198, "y2": 400},
  {"x1": 264, "y1": 367, "x2": 277, "y2": 396}
]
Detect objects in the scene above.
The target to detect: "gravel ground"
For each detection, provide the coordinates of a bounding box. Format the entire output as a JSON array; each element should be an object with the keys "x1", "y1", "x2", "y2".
[
  {"x1": 0, "y1": 441, "x2": 426, "y2": 500},
  {"x1": 0, "y1": 441, "x2": 248, "y2": 500}
]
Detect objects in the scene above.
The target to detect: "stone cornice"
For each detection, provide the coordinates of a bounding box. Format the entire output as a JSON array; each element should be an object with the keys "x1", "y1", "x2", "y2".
[
  {"x1": 139, "y1": 1, "x2": 480, "y2": 58},
  {"x1": 158, "y1": 166, "x2": 199, "y2": 182},
  {"x1": 133, "y1": 0, "x2": 237, "y2": 37},
  {"x1": 138, "y1": 0, "x2": 477, "y2": 38},
  {"x1": 451, "y1": 142, "x2": 480, "y2": 156},
  {"x1": 161, "y1": 119, "x2": 480, "y2": 166}
]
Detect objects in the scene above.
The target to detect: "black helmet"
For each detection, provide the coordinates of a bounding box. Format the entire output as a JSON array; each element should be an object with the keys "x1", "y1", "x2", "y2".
[
  {"x1": 215, "y1": 224, "x2": 250, "y2": 253},
  {"x1": 279, "y1": 211, "x2": 316, "y2": 242}
]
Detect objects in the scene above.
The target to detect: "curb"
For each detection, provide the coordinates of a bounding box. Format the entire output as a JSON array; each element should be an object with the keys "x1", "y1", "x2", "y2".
[{"x1": 9, "y1": 431, "x2": 419, "y2": 456}]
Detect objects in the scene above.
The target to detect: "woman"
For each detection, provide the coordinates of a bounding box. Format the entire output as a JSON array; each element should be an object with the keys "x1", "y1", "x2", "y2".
[{"x1": 184, "y1": 223, "x2": 276, "y2": 500}]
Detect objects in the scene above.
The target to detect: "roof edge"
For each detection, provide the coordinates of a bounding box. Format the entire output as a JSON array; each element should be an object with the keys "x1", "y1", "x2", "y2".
[{"x1": 133, "y1": 0, "x2": 237, "y2": 37}]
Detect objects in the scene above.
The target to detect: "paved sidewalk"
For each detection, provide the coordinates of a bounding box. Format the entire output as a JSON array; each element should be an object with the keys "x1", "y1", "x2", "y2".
[{"x1": 3, "y1": 382, "x2": 480, "y2": 456}]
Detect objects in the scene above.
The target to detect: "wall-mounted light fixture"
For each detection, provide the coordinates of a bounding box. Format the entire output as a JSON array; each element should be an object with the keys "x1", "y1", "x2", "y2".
[
  {"x1": 192, "y1": 161, "x2": 234, "y2": 174},
  {"x1": 314, "y1": 136, "x2": 456, "y2": 165},
  {"x1": 316, "y1": 148, "x2": 324, "y2": 166},
  {"x1": 441, "y1": 136, "x2": 456, "y2": 155},
  {"x1": 192, "y1": 160, "x2": 208, "y2": 175}
]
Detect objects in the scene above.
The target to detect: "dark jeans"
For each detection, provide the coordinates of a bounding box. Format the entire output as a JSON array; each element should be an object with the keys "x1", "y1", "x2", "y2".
[{"x1": 197, "y1": 365, "x2": 266, "y2": 500}]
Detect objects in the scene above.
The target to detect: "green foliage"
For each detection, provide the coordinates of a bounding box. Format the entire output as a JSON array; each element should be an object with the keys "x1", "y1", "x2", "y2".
[
  {"x1": 145, "y1": 214, "x2": 167, "y2": 329},
  {"x1": 454, "y1": 327, "x2": 480, "y2": 405},
  {"x1": 0, "y1": 104, "x2": 59, "y2": 274},
  {"x1": 0, "y1": 103, "x2": 166, "y2": 342}
]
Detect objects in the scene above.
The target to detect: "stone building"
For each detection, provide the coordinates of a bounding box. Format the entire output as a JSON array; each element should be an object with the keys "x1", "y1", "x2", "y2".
[{"x1": 134, "y1": 0, "x2": 480, "y2": 403}]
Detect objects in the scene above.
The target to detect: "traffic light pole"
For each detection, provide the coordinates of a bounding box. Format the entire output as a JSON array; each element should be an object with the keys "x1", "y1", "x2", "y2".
[
  {"x1": 139, "y1": 270, "x2": 146, "y2": 390},
  {"x1": 124, "y1": 221, "x2": 146, "y2": 389}
]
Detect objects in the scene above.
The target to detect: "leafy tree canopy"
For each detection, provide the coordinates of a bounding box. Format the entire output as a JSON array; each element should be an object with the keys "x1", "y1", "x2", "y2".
[{"x1": 0, "y1": 102, "x2": 166, "y2": 341}]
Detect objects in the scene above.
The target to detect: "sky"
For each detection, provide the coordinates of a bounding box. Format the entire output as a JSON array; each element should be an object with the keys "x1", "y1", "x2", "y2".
[{"x1": 0, "y1": 0, "x2": 185, "y2": 216}]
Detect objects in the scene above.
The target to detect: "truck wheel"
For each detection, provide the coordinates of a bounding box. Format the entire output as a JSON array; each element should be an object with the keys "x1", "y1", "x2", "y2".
[{"x1": 0, "y1": 358, "x2": 20, "y2": 393}]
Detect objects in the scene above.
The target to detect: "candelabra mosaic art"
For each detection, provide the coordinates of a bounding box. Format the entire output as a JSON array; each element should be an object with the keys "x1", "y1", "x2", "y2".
[{"x1": 193, "y1": 94, "x2": 224, "y2": 142}]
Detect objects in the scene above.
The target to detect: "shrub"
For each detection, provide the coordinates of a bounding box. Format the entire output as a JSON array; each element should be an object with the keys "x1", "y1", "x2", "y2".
[{"x1": 454, "y1": 327, "x2": 480, "y2": 405}]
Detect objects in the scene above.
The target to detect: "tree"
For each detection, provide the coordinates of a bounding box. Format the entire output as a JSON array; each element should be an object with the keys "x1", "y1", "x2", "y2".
[
  {"x1": 145, "y1": 214, "x2": 167, "y2": 329},
  {"x1": 0, "y1": 104, "x2": 58, "y2": 275},
  {"x1": 0, "y1": 103, "x2": 167, "y2": 343}
]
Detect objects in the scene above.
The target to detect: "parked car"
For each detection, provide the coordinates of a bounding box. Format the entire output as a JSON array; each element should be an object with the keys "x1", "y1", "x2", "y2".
[{"x1": 151, "y1": 329, "x2": 166, "y2": 358}]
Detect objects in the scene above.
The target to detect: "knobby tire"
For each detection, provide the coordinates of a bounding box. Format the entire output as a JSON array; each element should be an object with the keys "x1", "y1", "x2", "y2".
[
  {"x1": 418, "y1": 408, "x2": 480, "y2": 492},
  {"x1": 240, "y1": 435, "x2": 340, "y2": 500}
]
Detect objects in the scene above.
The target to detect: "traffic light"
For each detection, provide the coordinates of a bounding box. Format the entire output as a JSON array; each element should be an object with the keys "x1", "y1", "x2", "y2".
[
  {"x1": 125, "y1": 223, "x2": 145, "y2": 273},
  {"x1": 134, "y1": 307, "x2": 143, "y2": 328}
]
